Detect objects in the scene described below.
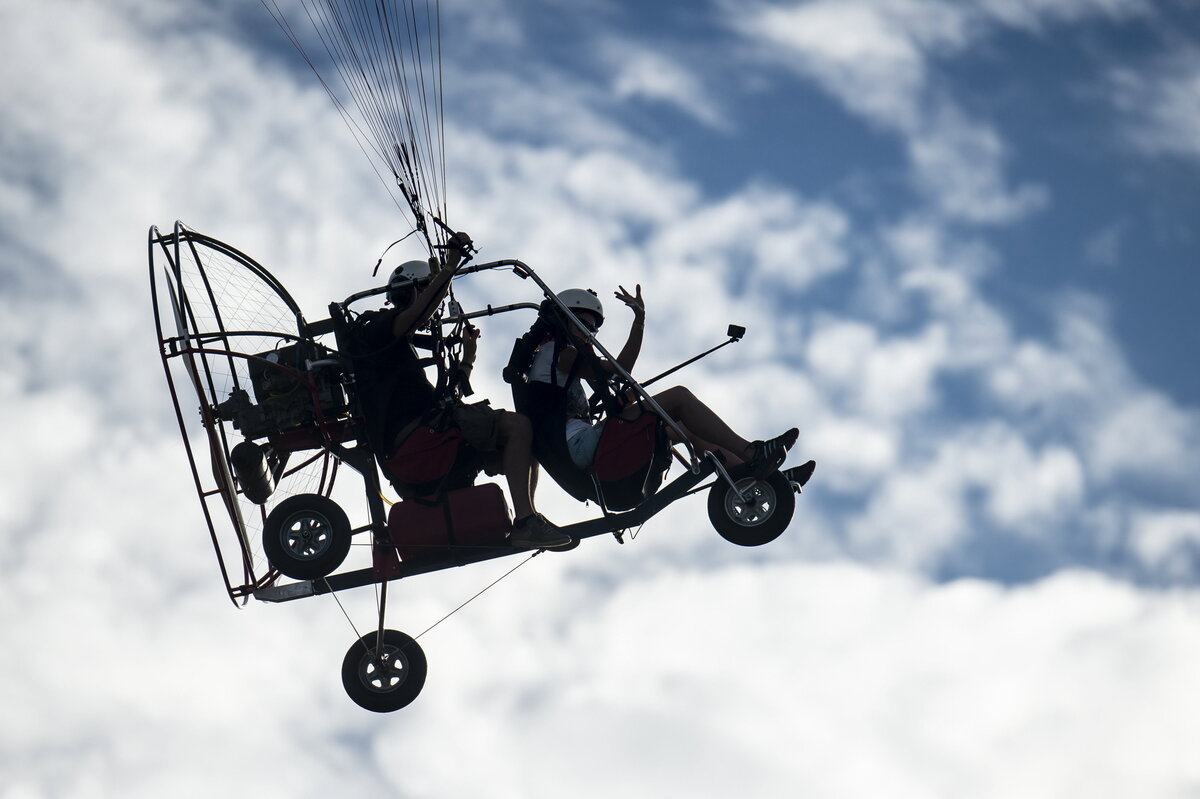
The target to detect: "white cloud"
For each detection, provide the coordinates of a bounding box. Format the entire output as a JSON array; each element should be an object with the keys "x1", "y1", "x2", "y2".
[
  {"x1": 977, "y1": 0, "x2": 1148, "y2": 29},
  {"x1": 601, "y1": 39, "x2": 728, "y2": 130},
  {"x1": 804, "y1": 415, "x2": 900, "y2": 489},
  {"x1": 5, "y1": 2, "x2": 1200, "y2": 796},
  {"x1": 985, "y1": 440, "x2": 1086, "y2": 529},
  {"x1": 0, "y1": 386, "x2": 101, "y2": 533},
  {"x1": 724, "y1": 0, "x2": 950, "y2": 128},
  {"x1": 1132, "y1": 510, "x2": 1200, "y2": 580},
  {"x1": 721, "y1": 0, "x2": 1148, "y2": 224},
  {"x1": 1083, "y1": 219, "x2": 1129, "y2": 267},
  {"x1": 806, "y1": 318, "x2": 879, "y2": 384},
  {"x1": 845, "y1": 422, "x2": 1088, "y2": 566},
  {"x1": 849, "y1": 468, "x2": 968, "y2": 568},
  {"x1": 1090, "y1": 392, "x2": 1200, "y2": 483},
  {"x1": 445, "y1": 66, "x2": 644, "y2": 156},
  {"x1": 987, "y1": 340, "x2": 1095, "y2": 413},
  {"x1": 650, "y1": 183, "x2": 850, "y2": 298},
  {"x1": 488, "y1": 564, "x2": 1198, "y2": 799},
  {"x1": 1109, "y1": 45, "x2": 1200, "y2": 160},
  {"x1": 986, "y1": 297, "x2": 1200, "y2": 490},
  {"x1": 444, "y1": 0, "x2": 527, "y2": 49},
  {"x1": 6, "y1": 560, "x2": 1173, "y2": 799},
  {"x1": 806, "y1": 318, "x2": 947, "y2": 419},
  {"x1": 561, "y1": 149, "x2": 700, "y2": 223},
  {"x1": 907, "y1": 106, "x2": 1049, "y2": 223}
]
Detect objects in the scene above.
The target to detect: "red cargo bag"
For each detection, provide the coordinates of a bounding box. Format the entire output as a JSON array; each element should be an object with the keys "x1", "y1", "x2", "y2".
[{"x1": 387, "y1": 483, "x2": 512, "y2": 561}]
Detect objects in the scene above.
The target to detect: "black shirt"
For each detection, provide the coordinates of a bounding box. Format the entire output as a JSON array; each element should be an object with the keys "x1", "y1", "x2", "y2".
[{"x1": 349, "y1": 308, "x2": 436, "y2": 455}]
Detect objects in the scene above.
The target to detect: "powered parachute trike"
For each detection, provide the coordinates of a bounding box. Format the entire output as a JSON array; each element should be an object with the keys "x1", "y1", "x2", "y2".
[
  {"x1": 151, "y1": 0, "x2": 813, "y2": 712},
  {"x1": 149, "y1": 222, "x2": 812, "y2": 712}
]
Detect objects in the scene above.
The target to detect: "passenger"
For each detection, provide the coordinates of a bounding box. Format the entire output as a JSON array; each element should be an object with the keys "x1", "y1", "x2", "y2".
[
  {"x1": 350, "y1": 233, "x2": 571, "y2": 550},
  {"x1": 529, "y1": 285, "x2": 800, "y2": 477}
]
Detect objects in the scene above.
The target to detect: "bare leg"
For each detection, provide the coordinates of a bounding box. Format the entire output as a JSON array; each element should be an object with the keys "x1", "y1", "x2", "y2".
[
  {"x1": 667, "y1": 421, "x2": 744, "y2": 465},
  {"x1": 650, "y1": 386, "x2": 755, "y2": 460},
  {"x1": 495, "y1": 411, "x2": 536, "y2": 519},
  {"x1": 497, "y1": 413, "x2": 571, "y2": 549}
]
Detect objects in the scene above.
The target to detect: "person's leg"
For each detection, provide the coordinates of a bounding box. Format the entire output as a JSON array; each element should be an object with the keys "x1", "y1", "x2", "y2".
[
  {"x1": 566, "y1": 422, "x2": 604, "y2": 469},
  {"x1": 493, "y1": 410, "x2": 535, "y2": 519},
  {"x1": 650, "y1": 386, "x2": 752, "y2": 458},
  {"x1": 651, "y1": 385, "x2": 797, "y2": 474},
  {"x1": 494, "y1": 410, "x2": 572, "y2": 549},
  {"x1": 666, "y1": 420, "x2": 744, "y2": 465}
]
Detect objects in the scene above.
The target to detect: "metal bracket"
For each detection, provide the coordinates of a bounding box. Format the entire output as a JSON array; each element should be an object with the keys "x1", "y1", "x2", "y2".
[
  {"x1": 253, "y1": 581, "x2": 316, "y2": 603},
  {"x1": 706, "y1": 450, "x2": 747, "y2": 503}
]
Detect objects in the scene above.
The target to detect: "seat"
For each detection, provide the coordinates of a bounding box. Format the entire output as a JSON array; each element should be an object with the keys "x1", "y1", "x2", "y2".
[
  {"x1": 380, "y1": 421, "x2": 479, "y2": 500},
  {"x1": 517, "y1": 381, "x2": 669, "y2": 512}
]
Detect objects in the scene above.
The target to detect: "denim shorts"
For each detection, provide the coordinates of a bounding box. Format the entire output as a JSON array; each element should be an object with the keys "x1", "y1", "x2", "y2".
[{"x1": 566, "y1": 422, "x2": 604, "y2": 469}]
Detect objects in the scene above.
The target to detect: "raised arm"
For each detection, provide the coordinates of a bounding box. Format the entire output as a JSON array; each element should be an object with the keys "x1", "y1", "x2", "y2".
[
  {"x1": 613, "y1": 283, "x2": 645, "y2": 373},
  {"x1": 390, "y1": 232, "x2": 473, "y2": 337}
]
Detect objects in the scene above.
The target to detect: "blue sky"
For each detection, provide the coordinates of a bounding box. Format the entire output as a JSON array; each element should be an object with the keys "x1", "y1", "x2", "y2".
[
  {"x1": 3, "y1": 0, "x2": 1200, "y2": 796},
  {"x1": 516, "y1": 0, "x2": 1200, "y2": 402}
]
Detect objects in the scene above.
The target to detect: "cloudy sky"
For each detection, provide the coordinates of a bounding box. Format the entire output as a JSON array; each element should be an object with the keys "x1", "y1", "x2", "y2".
[{"x1": 3, "y1": 0, "x2": 1200, "y2": 796}]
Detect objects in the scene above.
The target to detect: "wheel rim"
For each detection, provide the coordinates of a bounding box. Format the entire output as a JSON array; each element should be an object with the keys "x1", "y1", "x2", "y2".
[
  {"x1": 357, "y1": 642, "x2": 411, "y2": 694},
  {"x1": 279, "y1": 511, "x2": 333, "y2": 561},
  {"x1": 724, "y1": 478, "x2": 777, "y2": 527}
]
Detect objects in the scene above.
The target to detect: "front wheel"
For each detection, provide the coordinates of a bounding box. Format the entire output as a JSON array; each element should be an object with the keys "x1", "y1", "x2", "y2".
[
  {"x1": 342, "y1": 629, "x2": 428, "y2": 713},
  {"x1": 707, "y1": 471, "x2": 795, "y2": 546},
  {"x1": 262, "y1": 494, "x2": 352, "y2": 580}
]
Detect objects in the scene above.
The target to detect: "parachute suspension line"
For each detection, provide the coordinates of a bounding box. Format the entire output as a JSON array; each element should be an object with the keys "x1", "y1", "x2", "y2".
[
  {"x1": 261, "y1": 0, "x2": 449, "y2": 254},
  {"x1": 310, "y1": 0, "x2": 410, "y2": 175},
  {"x1": 435, "y1": 0, "x2": 447, "y2": 234},
  {"x1": 306, "y1": 0, "x2": 442, "y2": 217},
  {"x1": 259, "y1": 0, "x2": 407, "y2": 216},
  {"x1": 413, "y1": 0, "x2": 448, "y2": 231},
  {"x1": 397, "y1": 0, "x2": 449, "y2": 248}
]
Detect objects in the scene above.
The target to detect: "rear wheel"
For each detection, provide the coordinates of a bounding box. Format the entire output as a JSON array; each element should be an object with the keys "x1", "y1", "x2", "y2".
[
  {"x1": 262, "y1": 494, "x2": 352, "y2": 580},
  {"x1": 342, "y1": 629, "x2": 428, "y2": 712},
  {"x1": 707, "y1": 471, "x2": 795, "y2": 547}
]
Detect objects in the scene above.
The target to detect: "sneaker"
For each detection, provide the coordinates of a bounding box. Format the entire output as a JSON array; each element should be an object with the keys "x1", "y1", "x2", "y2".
[
  {"x1": 783, "y1": 459, "x2": 816, "y2": 488},
  {"x1": 745, "y1": 428, "x2": 799, "y2": 478},
  {"x1": 509, "y1": 514, "x2": 573, "y2": 550}
]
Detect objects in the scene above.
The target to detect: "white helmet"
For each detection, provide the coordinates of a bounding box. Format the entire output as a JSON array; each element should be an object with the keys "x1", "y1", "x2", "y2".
[
  {"x1": 557, "y1": 288, "x2": 604, "y2": 329},
  {"x1": 387, "y1": 259, "x2": 433, "y2": 306}
]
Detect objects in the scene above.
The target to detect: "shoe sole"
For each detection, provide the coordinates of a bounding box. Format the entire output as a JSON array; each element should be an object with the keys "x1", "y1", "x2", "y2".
[
  {"x1": 751, "y1": 450, "x2": 787, "y2": 479},
  {"x1": 783, "y1": 460, "x2": 816, "y2": 489},
  {"x1": 510, "y1": 537, "x2": 574, "y2": 550}
]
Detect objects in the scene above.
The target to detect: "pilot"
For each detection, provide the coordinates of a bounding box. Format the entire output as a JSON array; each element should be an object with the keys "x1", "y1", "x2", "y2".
[
  {"x1": 529, "y1": 284, "x2": 801, "y2": 475},
  {"x1": 351, "y1": 233, "x2": 571, "y2": 550}
]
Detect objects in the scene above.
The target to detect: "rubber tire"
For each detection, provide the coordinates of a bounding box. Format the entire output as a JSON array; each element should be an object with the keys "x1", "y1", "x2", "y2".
[
  {"x1": 341, "y1": 629, "x2": 428, "y2": 713},
  {"x1": 707, "y1": 471, "x2": 795, "y2": 547},
  {"x1": 262, "y1": 494, "x2": 352, "y2": 580}
]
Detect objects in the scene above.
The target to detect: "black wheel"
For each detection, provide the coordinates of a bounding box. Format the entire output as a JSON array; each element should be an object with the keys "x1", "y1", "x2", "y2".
[
  {"x1": 262, "y1": 494, "x2": 352, "y2": 580},
  {"x1": 341, "y1": 629, "x2": 428, "y2": 713},
  {"x1": 707, "y1": 471, "x2": 796, "y2": 546}
]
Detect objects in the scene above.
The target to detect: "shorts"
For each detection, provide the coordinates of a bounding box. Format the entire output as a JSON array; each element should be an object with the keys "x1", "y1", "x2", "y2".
[
  {"x1": 452, "y1": 400, "x2": 502, "y2": 454},
  {"x1": 567, "y1": 422, "x2": 604, "y2": 469}
]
